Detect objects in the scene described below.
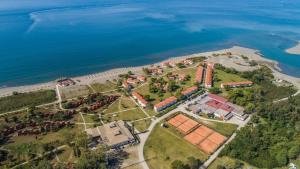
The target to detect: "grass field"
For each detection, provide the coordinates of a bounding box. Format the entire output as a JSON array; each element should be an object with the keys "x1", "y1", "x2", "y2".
[
  {"x1": 132, "y1": 118, "x2": 152, "y2": 132},
  {"x1": 199, "y1": 120, "x2": 238, "y2": 137},
  {"x1": 134, "y1": 83, "x2": 174, "y2": 105},
  {"x1": 0, "y1": 90, "x2": 57, "y2": 113},
  {"x1": 104, "y1": 96, "x2": 138, "y2": 114},
  {"x1": 102, "y1": 108, "x2": 147, "y2": 123},
  {"x1": 144, "y1": 123, "x2": 207, "y2": 169},
  {"x1": 214, "y1": 69, "x2": 248, "y2": 88},
  {"x1": 60, "y1": 85, "x2": 91, "y2": 100},
  {"x1": 91, "y1": 81, "x2": 117, "y2": 93}
]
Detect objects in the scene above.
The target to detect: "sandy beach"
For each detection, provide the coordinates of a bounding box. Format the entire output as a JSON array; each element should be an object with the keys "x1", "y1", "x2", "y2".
[
  {"x1": 1, "y1": 46, "x2": 300, "y2": 98},
  {"x1": 286, "y1": 41, "x2": 300, "y2": 55}
]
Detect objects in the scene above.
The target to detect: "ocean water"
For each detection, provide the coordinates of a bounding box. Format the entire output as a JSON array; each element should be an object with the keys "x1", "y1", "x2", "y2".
[{"x1": 0, "y1": 0, "x2": 300, "y2": 87}]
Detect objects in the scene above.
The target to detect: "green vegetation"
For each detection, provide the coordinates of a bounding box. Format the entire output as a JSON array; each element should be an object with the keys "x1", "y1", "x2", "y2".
[
  {"x1": 221, "y1": 95, "x2": 300, "y2": 168},
  {"x1": 214, "y1": 69, "x2": 248, "y2": 88},
  {"x1": 91, "y1": 81, "x2": 117, "y2": 93},
  {"x1": 144, "y1": 123, "x2": 207, "y2": 169},
  {"x1": 0, "y1": 90, "x2": 56, "y2": 113},
  {"x1": 132, "y1": 118, "x2": 152, "y2": 132},
  {"x1": 201, "y1": 121, "x2": 238, "y2": 137},
  {"x1": 208, "y1": 156, "x2": 257, "y2": 169}
]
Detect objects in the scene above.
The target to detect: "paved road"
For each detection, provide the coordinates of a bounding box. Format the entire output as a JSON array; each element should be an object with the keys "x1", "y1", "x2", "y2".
[{"x1": 137, "y1": 108, "x2": 179, "y2": 169}]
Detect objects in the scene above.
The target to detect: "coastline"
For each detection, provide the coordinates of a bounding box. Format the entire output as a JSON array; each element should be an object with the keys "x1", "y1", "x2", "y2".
[
  {"x1": 286, "y1": 41, "x2": 300, "y2": 55},
  {"x1": 1, "y1": 46, "x2": 300, "y2": 97}
]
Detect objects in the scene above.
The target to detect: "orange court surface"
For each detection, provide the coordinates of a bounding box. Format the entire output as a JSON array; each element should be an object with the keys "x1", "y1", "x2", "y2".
[{"x1": 167, "y1": 114, "x2": 228, "y2": 154}]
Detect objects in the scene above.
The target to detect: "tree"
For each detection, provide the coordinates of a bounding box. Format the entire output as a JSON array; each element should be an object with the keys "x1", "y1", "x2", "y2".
[
  {"x1": 171, "y1": 160, "x2": 190, "y2": 169},
  {"x1": 186, "y1": 156, "x2": 201, "y2": 169},
  {"x1": 288, "y1": 145, "x2": 300, "y2": 159},
  {"x1": 208, "y1": 87, "x2": 220, "y2": 94},
  {"x1": 75, "y1": 148, "x2": 106, "y2": 169}
]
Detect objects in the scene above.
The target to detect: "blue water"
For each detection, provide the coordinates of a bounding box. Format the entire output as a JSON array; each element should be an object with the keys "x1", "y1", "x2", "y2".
[{"x1": 1, "y1": 0, "x2": 300, "y2": 87}]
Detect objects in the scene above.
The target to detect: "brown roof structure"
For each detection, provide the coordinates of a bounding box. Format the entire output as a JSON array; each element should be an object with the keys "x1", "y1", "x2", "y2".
[{"x1": 195, "y1": 66, "x2": 204, "y2": 83}]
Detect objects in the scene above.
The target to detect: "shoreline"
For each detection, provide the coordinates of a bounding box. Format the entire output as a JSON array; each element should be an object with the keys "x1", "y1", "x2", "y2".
[
  {"x1": 286, "y1": 41, "x2": 300, "y2": 55},
  {"x1": 1, "y1": 46, "x2": 300, "y2": 97}
]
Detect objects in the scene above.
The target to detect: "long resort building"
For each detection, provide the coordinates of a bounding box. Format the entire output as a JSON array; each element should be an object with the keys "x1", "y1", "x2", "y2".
[
  {"x1": 181, "y1": 86, "x2": 198, "y2": 97},
  {"x1": 195, "y1": 66, "x2": 204, "y2": 83},
  {"x1": 132, "y1": 92, "x2": 148, "y2": 108},
  {"x1": 220, "y1": 81, "x2": 253, "y2": 88},
  {"x1": 205, "y1": 63, "x2": 213, "y2": 88},
  {"x1": 154, "y1": 96, "x2": 177, "y2": 112}
]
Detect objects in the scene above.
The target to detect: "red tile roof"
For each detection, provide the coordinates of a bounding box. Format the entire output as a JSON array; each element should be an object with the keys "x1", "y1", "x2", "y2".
[
  {"x1": 154, "y1": 96, "x2": 177, "y2": 109},
  {"x1": 132, "y1": 92, "x2": 148, "y2": 105},
  {"x1": 221, "y1": 81, "x2": 253, "y2": 87},
  {"x1": 195, "y1": 66, "x2": 204, "y2": 83},
  {"x1": 208, "y1": 93, "x2": 228, "y2": 103},
  {"x1": 181, "y1": 86, "x2": 198, "y2": 96},
  {"x1": 205, "y1": 64, "x2": 213, "y2": 87}
]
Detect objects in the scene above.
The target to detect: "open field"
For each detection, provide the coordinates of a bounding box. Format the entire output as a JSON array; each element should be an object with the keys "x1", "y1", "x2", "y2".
[
  {"x1": 104, "y1": 96, "x2": 137, "y2": 114},
  {"x1": 199, "y1": 120, "x2": 238, "y2": 137},
  {"x1": 91, "y1": 81, "x2": 118, "y2": 93},
  {"x1": 132, "y1": 118, "x2": 152, "y2": 132},
  {"x1": 144, "y1": 122, "x2": 207, "y2": 169},
  {"x1": 60, "y1": 85, "x2": 91, "y2": 100},
  {"x1": 134, "y1": 83, "x2": 174, "y2": 105},
  {"x1": 214, "y1": 69, "x2": 248, "y2": 88},
  {"x1": 102, "y1": 108, "x2": 147, "y2": 123},
  {"x1": 0, "y1": 90, "x2": 56, "y2": 113}
]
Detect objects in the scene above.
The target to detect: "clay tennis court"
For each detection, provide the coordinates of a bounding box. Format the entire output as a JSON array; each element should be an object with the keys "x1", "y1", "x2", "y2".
[
  {"x1": 198, "y1": 138, "x2": 219, "y2": 154},
  {"x1": 168, "y1": 114, "x2": 199, "y2": 134},
  {"x1": 193, "y1": 125, "x2": 213, "y2": 138},
  {"x1": 168, "y1": 114, "x2": 227, "y2": 154},
  {"x1": 207, "y1": 132, "x2": 227, "y2": 145},
  {"x1": 184, "y1": 131, "x2": 206, "y2": 145}
]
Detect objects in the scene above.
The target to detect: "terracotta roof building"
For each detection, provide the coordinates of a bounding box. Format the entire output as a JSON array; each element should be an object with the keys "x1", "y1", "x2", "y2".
[
  {"x1": 132, "y1": 92, "x2": 148, "y2": 107},
  {"x1": 205, "y1": 64, "x2": 213, "y2": 88},
  {"x1": 154, "y1": 96, "x2": 177, "y2": 112},
  {"x1": 181, "y1": 86, "x2": 198, "y2": 97},
  {"x1": 195, "y1": 66, "x2": 204, "y2": 83},
  {"x1": 220, "y1": 81, "x2": 253, "y2": 88}
]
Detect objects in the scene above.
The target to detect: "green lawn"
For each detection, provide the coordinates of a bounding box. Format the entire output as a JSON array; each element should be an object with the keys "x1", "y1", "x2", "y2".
[
  {"x1": 103, "y1": 96, "x2": 137, "y2": 114},
  {"x1": 102, "y1": 108, "x2": 147, "y2": 123},
  {"x1": 199, "y1": 120, "x2": 238, "y2": 137},
  {"x1": 132, "y1": 118, "x2": 152, "y2": 132},
  {"x1": 0, "y1": 90, "x2": 57, "y2": 113},
  {"x1": 90, "y1": 81, "x2": 117, "y2": 93},
  {"x1": 134, "y1": 83, "x2": 174, "y2": 105},
  {"x1": 214, "y1": 69, "x2": 248, "y2": 88},
  {"x1": 144, "y1": 123, "x2": 207, "y2": 169}
]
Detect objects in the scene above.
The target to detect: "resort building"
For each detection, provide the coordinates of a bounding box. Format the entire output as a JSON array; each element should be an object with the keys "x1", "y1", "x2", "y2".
[
  {"x1": 188, "y1": 93, "x2": 248, "y2": 121},
  {"x1": 137, "y1": 75, "x2": 146, "y2": 82},
  {"x1": 57, "y1": 78, "x2": 75, "y2": 87},
  {"x1": 220, "y1": 81, "x2": 253, "y2": 88},
  {"x1": 181, "y1": 86, "x2": 198, "y2": 97},
  {"x1": 85, "y1": 120, "x2": 135, "y2": 149},
  {"x1": 122, "y1": 81, "x2": 132, "y2": 90},
  {"x1": 154, "y1": 96, "x2": 177, "y2": 112},
  {"x1": 182, "y1": 59, "x2": 194, "y2": 66},
  {"x1": 126, "y1": 78, "x2": 139, "y2": 85},
  {"x1": 205, "y1": 64, "x2": 213, "y2": 88},
  {"x1": 195, "y1": 66, "x2": 204, "y2": 83},
  {"x1": 132, "y1": 92, "x2": 148, "y2": 108}
]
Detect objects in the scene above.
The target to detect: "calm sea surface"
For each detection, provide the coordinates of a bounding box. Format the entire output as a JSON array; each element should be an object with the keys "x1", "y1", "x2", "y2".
[{"x1": 0, "y1": 0, "x2": 300, "y2": 87}]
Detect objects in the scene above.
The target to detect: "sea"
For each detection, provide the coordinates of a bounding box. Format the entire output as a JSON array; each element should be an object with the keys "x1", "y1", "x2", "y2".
[{"x1": 1, "y1": 0, "x2": 300, "y2": 87}]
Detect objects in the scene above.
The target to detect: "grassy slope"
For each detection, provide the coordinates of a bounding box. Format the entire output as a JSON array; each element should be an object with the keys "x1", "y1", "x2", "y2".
[{"x1": 91, "y1": 81, "x2": 117, "y2": 93}]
